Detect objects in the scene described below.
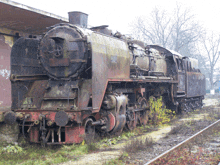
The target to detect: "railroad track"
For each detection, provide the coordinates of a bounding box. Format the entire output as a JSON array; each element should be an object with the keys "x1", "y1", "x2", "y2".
[{"x1": 144, "y1": 119, "x2": 220, "y2": 165}]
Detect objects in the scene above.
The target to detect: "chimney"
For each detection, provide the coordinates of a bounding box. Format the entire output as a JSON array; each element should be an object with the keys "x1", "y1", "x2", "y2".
[{"x1": 68, "y1": 11, "x2": 88, "y2": 28}]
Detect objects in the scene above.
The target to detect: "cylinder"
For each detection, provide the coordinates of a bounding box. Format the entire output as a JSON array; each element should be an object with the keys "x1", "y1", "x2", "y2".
[{"x1": 68, "y1": 11, "x2": 88, "y2": 28}]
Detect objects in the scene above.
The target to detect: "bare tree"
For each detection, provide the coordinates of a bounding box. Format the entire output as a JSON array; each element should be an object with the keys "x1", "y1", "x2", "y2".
[
  {"x1": 130, "y1": 4, "x2": 202, "y2": 55},
  {"x1": 199, "y1": 32, "x2": 220, "y2": 89},
  {"x1": 171, "y1": 5, "x2": 202, "y2": 52},
  {"x1": 131, "y1": 8, "x2": 173, "y2": 48}
]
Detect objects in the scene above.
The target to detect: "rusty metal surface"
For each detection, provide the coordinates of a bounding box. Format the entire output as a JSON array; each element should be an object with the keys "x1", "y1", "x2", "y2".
[
  {"x1": 11, "y1": 38, "x2": 46, "y2": 76},
  {"x1": 11, "y1": 81, "x2": 30, "y2": 110},
  {"x1": 68, "y1": 12, "x2": 88, "y2": 28},
  {"x1": 89, "y1": 32, "x2": 130, "y2": 110},
  {"x1": 43, "y1": 80, "x2": 77, "y2": 99},
  {"x1": 42, "y1": 80, "x2": 78, "y2": 111},
  {"x1": 78, "y1": 79, "x2": 92, "y2": 109},
  {"x1": 14, "y1": 109, "x2": 84, "y2": 124},
  {"x1": 107, "y1": 78, "x2": 178, "y2": 84},
  {"x1": 24, "y1": 80, "x2": 48, "y2": 109},
  {"x1": 152, "y1": 52, "x2": 167, "y2": 75},
  {"x1": 177, "y1": 72, "x2": 185, "y2": 93},
  {"x1": 11, "y1": 80, "x2": 48, "y2": 110},
  {"x1": 49, "y1": 58, "x2": 70, "y2": 67},
  {"x1": 10, "y1": 37, "x2": 48, "y2": 110},
  {"x1": 148, "y1": 45, "x2": 177, "y2": 79},
  {"x1": 90, "y1": 25, "x2": 112, "y2": 35},
  {"x1": 41, "y1": 79, "x2": 92, "y2": 112},
  {"x1": 65, "y1": 126, "x2": 85, "y2": 143},
  {"x1": 186, "y1": 72, "x2": 206, "y2": 97},
  {"x1": 29, "y1": 127, "x2": 39, "y2": 143},
  {"x1": 39, "y1": 24, "x2": 87, "y2": 79},
  {"x1": 148, "y1": 45, "x2": 173, "y2": 56},
  {"x1": 130, "y1": 42, "x2": 150, "y2": 72}
]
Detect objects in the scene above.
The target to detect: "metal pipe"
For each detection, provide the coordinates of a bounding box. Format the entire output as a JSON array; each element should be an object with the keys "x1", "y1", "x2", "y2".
[
  {"x1": 22, "y1": 117, "x2": 26, "y2": 138},
  {"x1": 0, "y1": 32, "x2": 19, "y2": 37},
  {"x1": 92, "y1": 118, "x2": 106, "y2": 126},
  {"x1": 22, "y1": 114, "x2": 30, "y2": 138},
  {"x1": 27, "y1": 123, "x2": 34, "y2": 133},
  {"x1": 92, "y1": 120, "x2": 102, "y2": 126},
  {"x1": 45, "y1": 130, "x2": 51, "y2": 142},
  {"x1": 58, "y1": 127, "x2": 61, "y2": 142},
  {"x1": 52, "y1": 129, "x2": 54, "y2": 143}
]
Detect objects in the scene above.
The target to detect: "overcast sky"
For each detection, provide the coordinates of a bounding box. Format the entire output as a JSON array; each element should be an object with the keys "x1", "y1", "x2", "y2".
[{"x1": 12, "y1": 0, "x2": 220, "y2": 35}]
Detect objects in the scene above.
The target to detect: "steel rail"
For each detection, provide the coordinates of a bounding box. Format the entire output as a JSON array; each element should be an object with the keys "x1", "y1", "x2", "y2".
[{"x1": 144, "y1": 119, "x2": 220, "y2": 165}]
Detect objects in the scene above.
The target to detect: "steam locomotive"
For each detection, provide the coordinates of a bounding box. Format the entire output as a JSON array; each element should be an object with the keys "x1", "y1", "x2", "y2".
[{"x1": 4, "y1": 12, "x2": 206, "y2": 145}]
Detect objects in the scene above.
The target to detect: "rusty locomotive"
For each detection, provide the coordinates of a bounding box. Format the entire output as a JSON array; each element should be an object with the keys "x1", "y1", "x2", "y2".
[{"x1": 4, "y1": 12, "x2": 206, "y2": 145}]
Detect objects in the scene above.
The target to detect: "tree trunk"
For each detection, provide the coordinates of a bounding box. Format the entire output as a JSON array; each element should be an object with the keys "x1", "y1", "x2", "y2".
[{"x1": 210, "y1": 69, "x2": 214, "y2": 90}]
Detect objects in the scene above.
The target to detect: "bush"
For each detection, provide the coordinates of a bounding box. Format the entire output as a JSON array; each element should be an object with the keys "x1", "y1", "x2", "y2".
[
  {"x1": 1, "y1": 144, "x2": 23, "y2": 154},
  {"x1": 149, "y1": 96, "x2": 175, "y2": 125}
]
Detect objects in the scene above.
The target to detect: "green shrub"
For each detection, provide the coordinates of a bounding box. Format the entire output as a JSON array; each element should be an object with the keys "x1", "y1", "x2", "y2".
[
  {"x1": 1, "y1": 144, "x2": 23, "y2": 154},
  {"x1": 149, "y1": 96, "x2": 175, "y2": 125}
]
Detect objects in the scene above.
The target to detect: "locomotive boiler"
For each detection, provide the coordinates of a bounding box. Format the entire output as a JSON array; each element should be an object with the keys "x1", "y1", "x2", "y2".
[{"x1": 4, "y1": 11, "x2": 206, "y2": 145}]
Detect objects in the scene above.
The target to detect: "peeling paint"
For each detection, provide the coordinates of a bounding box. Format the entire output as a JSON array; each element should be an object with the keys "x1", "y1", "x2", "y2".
[
  {"x1": 0, "y1": 35, "x2": 11, "y2": 106},
  {"x1": 0, "y1": 69, "x2": 10, "y2": 79}
]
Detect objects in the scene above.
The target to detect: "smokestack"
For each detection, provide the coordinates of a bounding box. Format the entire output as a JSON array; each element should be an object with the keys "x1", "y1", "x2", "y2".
[{"x1": 68, "y1": 11, "x2": 88, "y2": 28}]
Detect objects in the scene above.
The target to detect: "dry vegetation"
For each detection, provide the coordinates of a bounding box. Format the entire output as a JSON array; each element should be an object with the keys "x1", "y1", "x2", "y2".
[
  {"x1": 123, "y1": 136, "x2": 154, "y2": 153},
  {"x1": 153, "y1": 124, "x2": 220, "y2": 165}
]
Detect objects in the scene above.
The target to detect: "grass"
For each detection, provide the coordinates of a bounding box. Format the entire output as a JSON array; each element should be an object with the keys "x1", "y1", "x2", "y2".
[
  {"x1": 0, "y1": 123, "x2": 157, "y2": 165},
  {"x1": 0, "y1": 143, "x2": 91, "y2": 165},
  {"x1": 0, "y1": 126, "x2": 144, "y2": 165},
  {"x1": 0, "y1": 124, "x2": 150, "y2": 165},
  {"x1": 99, "y1": 124, "x2": 156, "y2": 149}
]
